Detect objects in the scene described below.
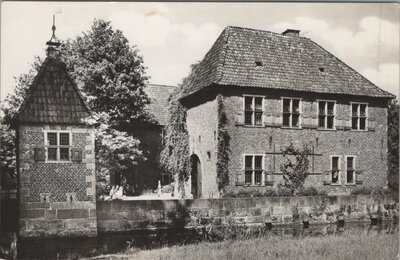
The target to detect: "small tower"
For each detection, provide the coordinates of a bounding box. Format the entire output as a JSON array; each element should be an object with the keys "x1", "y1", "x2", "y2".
[{"x1": 13, "y1": 17, "x2": 97, "y2": 238}]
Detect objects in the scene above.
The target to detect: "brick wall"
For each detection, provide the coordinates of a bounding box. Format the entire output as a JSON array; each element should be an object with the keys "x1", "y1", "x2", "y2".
[
  {"x1": 185, "y1": 87, "x2": 389, "y2": 197},
  {"x1": 18, "y1": 124, "x2": 97, "y2": 238},
  {"x1": 186, "y1": 98, "x2": 219, "y2": 198},
  {"x1": 97, "y1": 195, "x2": 398, "y2": 233}
]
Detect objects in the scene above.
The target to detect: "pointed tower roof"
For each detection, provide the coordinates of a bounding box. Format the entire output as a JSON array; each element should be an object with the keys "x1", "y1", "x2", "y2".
[{"x1": 15, "y1": 18, "x2": 91, "y2": 125}]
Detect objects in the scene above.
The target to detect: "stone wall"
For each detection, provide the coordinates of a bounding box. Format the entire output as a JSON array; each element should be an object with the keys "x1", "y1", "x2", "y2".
[
  {"x1": 97, "y1": 195, "x2": 398, "y2": 233},
  {"x1": 18, "y1": 124, "x2": 97, "y2": 238}
]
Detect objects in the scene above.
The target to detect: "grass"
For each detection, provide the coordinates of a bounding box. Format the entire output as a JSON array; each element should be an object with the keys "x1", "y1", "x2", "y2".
[{"x1": 87, "y1": 229, "x2": 398, "y2": 260}]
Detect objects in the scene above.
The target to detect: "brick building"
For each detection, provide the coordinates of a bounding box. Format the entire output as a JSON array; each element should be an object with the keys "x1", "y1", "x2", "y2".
[
  {"x1": 13, "y1": 29, "x2": 97, "y2": 237},
  {"x1": 180, "y1": 26, "x2": 395, "y2": 198}
]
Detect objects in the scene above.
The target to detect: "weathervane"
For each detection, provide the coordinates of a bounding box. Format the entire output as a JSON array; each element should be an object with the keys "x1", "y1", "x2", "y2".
[{"x1": 46, "y1": 14, "x2": 61, "y2": 47}]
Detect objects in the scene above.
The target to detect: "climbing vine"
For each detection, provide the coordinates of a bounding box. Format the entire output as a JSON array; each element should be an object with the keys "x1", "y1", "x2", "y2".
[
  {"x1": 279, "y1": 142, "x2": 311, "y2": 195},
  {"x1": 216, "y1": 95, "x2": 230, "y2": 193},
  {"x1": 159, "y1": 92, "x2": 191, "y2": 194}
]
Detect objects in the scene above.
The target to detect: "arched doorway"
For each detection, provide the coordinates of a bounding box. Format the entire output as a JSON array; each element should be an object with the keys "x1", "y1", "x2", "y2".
[{"x1": 190, "y1": 154, "x2": 202, "y2": 199}]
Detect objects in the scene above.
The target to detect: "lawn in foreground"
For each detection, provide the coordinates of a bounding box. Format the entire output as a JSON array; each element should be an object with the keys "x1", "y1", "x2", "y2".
[{"x1": 88, "y1": 229, "x2": 398, "y2": 260}]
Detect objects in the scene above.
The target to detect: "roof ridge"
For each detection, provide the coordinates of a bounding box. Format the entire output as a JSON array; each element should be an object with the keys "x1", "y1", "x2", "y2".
[
  {"x1": 146, "y1": 83, "x2": 177, "y2": 88},
  {"x1": 309, "y1": 39, "x2": 395, "y2": 98},
  {"x1": 225, "y1": 25, "x2": 308, "y2": 39}
]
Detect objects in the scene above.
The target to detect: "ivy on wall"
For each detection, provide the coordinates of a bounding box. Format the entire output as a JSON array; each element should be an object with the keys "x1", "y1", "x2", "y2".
[
  {"x1": 159, "y1": 92, "x2": 191, "y2": 195},
  {"x1": 279, "y1": 142, "x2": 311, "y2": 195},
  {"x1": 216, "y1": 95, "x2": 230, "y2": 193}
]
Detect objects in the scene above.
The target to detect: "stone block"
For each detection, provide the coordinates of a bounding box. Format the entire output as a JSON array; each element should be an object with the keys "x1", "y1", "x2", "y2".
[
  {"x1": 45, "y1": 210, "x2": 57, "y2": 220},
  {"x1": 57, "y1": 209, "x2": 89, "y2": 219},
  {"x1": 20, "y1": 209, "x2": 45, "y2": 219},
  {"x1": 98, "y1": 220, "x2": 119, "y2": 231},
  {"x1": 272, "y1": 206, "x2": 284, "y2": 215},
  {"x1": 28, "y1": 219, "x2": 65, "y2": 231},
  {"x1": 126, "y1": 210, "x2": 144, "y2": 221},
  {"x1": 89, "y1": 209, "x2": 97, "y2": 218},
  {"x1": 65, "y1": 218, "x2": 97, "y2": 230},
  {"x1": 20, "y1": 202, "x2": 50, "y2": 210},
  {"x1": 246, "y1": 216, "x2": 264, "y2": 223}
]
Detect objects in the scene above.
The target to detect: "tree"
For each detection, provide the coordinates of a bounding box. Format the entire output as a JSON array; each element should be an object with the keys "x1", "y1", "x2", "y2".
[
  {"x1": 387, "y1": 99, "x2": 399, "y2": 191},
  {"x1": 279, "y1": 143, "x2": 312, "y2": 195},
  {"x1": 1, "y1": 19, "x2": 151, "y2": 195}
]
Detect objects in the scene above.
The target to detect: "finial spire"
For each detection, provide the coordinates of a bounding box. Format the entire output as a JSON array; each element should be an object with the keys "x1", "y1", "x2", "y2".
[{"x1": 46, "y1": 14, "x2": 61, "y2": 47}]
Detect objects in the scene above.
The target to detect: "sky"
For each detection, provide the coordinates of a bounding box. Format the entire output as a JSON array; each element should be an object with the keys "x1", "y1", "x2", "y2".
[{"x1": 1, "y1": 2, "x2": 399, "y2": 102}]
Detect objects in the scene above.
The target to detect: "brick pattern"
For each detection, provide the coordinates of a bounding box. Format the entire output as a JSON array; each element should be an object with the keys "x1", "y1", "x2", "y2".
[
  {"x1": 186, "y1": 88, "x2": 389, "y2": 197},
  {"x1": 72, "y1": 133, "x2": 88, "y2": 148},
  {"x1": 23, "y1": 163, "x2": 93, "y2": 202},
  {"x1": 18, "y1": 124, "x2": 97, "y2": 238}
]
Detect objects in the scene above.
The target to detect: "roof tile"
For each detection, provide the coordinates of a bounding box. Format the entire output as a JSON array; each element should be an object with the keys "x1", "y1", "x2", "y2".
[{"x1": 181, "y1": 26, "x2": 394, "y2": 99}]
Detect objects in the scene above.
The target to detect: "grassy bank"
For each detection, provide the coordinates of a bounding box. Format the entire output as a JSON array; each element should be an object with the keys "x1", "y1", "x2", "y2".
[{"x1": 88, "y1": 230, "x2": 398, "y2": 260}]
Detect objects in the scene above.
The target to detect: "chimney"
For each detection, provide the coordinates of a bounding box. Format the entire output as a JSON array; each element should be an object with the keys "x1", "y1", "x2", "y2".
[{"x1": 282, "y1": 29, "x2": 300, "y2": 37}]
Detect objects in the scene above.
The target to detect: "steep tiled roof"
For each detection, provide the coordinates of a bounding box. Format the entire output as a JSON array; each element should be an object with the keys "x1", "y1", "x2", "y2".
[
  {"x1": 16, "y1": 57, "x2": 91, "y2": 124},
  {"x1": 144, "y1": 84, "x2": 176, "y2": 126},
  {"x1": 181, "y1": 26, "x2": 394, "y2": 99}
]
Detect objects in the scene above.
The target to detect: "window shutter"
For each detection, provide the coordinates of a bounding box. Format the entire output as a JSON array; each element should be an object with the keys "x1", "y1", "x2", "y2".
[
  {"x1": 273, "y1": 112, "x2": 282, "y2": 127},
  {"x1": 71, "y1": 148, "x2": 83, "y2": 162},
  {"x1": 34, "y1": 148, "x2": 46, "y2": 162},
  {"x1": 336, "y1": 117, "x2": 344, "y2": 130},
  {"x1": 302, "y1": 116, "x2": 311, "y2": 128},
  {"x1": 323, "y1": 171, "x2": 331, "y2": 185},
  {"x1": 264, "y1": 113, "x2": 274, "y2": 127},
  {"x1": 343, "y1": 116, "x2": 351, "y2": 130},
  {"x1": 368, "y1": 117, "x2": 376, "y2": 131},
  {"x1": 235, "y1": 112, "x2": 244, "y2": 126}
]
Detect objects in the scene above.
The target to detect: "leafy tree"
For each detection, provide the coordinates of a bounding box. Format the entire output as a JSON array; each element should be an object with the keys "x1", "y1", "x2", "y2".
[
  {"x1": 387, "y1": 99, "x2": 399, "y2": 191},
  {"x1": 279, "y1": 143, "x2": 312, "y2": 195},
  {"x1": 61, "y1": 20, "x2": 152, "y2": 130},
  {"x1": 1, "y1": 19, "x2": 150, "y2": 195}
]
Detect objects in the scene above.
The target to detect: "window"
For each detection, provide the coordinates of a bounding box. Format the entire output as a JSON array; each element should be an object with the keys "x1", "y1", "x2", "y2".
[
  {"x1": 282, "y1": 98, "x2": 301, "y2": 128},
  {"x1": 244, "y1": 96, "x2": 264, "y2": 126},
  {"x1": 318, "y1": 101, "x2": 336, "y2": 129},
  {"x1": 331, "y1": 156, "x2": 341, "y2": 184},
  {"x1": 244, "y1": 155, "x2": 264, "y2": 185},
  {"x1": 346, "y1": 156, "x2": 356, "y2": 184},
  {"x1": 351, "y1": 103, "x2": 367, "y2": 130},
  {"x1": 46, "y1": 132, "x2": 71, "y2": 161}
]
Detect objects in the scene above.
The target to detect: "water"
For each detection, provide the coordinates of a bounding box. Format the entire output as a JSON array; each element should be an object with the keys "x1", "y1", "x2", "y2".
[{"x1": 16, "y1": 221, "x2": 398, "y2": 259}]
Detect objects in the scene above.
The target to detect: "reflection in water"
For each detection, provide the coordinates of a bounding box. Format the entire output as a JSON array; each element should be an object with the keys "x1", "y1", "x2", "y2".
[{"x1": 18, "y1": 221, "x2": 399, "y2": 259}]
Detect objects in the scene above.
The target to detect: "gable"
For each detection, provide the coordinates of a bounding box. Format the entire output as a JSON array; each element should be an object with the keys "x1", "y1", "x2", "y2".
[{"x1": 16, "y1": 57, "x2": 91, "y2": 125}]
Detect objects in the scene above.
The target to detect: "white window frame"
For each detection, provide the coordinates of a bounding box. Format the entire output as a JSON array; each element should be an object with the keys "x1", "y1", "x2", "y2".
[
  {"x1": 317, "y1": 100, "x2": 337, "y2": 130},
  {"x1": 281, "y1": 97, "x2": 302, "y2": 128},
  {"x1": 345, "y1": 155, "x2": 357, "y2": 185},
  {"x1": 243, "y1": 95, "x2": 265, "y2": 127},
  {"x1": 242, "y1": 154, "x2": 265, "y2": 186},
  {"x1": 350, "y1": 102, "x2": 368, "y2": 131},
  {"x1": 330, "y1": 155, "x2": 341, "y2": 185},
  {"x1": 43, "y1": 130, "x2": 72, "y2": 162}
]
